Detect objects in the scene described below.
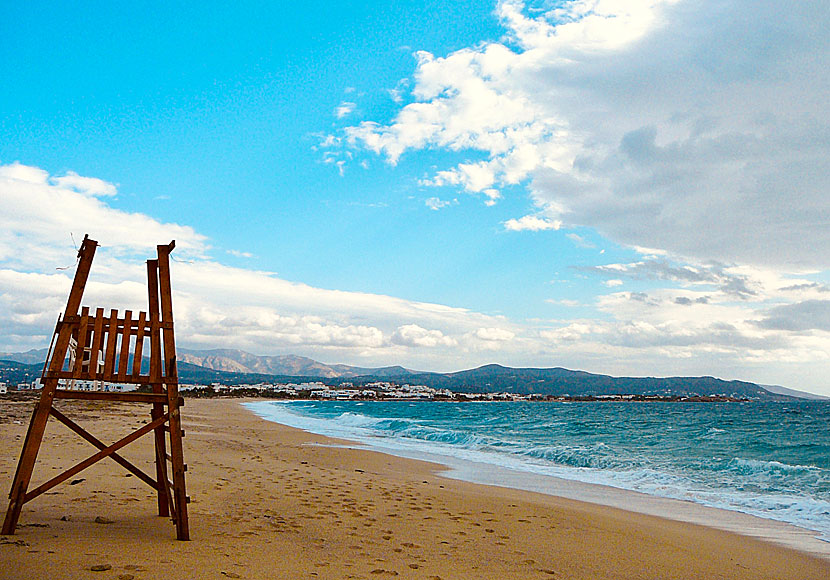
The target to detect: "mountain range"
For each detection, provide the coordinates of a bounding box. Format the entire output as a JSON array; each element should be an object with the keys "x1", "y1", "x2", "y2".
[{"x1": 2, "y1": 347, "x2": 826, "y2": 401}]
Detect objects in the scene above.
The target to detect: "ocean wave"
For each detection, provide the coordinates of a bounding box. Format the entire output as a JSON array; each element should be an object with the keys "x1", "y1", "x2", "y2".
[{"x1": 725, "y1": 457, "x2": 821, "y2": 476}]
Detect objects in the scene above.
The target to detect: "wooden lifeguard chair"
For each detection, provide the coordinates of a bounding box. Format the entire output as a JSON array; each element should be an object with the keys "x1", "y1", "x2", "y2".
[{"x1": 3, "y1": 235, "x2": 190, "y2": 540}]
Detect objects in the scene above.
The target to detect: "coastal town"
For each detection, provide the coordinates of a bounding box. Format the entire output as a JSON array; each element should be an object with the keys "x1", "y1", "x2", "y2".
[{"x1": 0, "y1": 377, "x2": 750, "y2": 403}]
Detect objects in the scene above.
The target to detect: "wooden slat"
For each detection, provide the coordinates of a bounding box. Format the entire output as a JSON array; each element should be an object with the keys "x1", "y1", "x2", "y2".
[
  {"x1": 46, "y1": 370, "x2": 151, "y2": 384},
  {"x1": 103, "y1": 308, "x2": 119, "y2": 377},
  {"x1": 49, "y1": 407, "x2": 158, "y2": 490},
  {"x1": 152, "y1": 405, "x2": 170, "y2": 518},
  {"x1": 158, "y1": 245, "x2": 178, "y2": 383},
  {"x1": 61, "y1": 315, "x2": 168, "y2": 331},
  {"x1": 118, "y1": 310, "x2": 133, "y2": 379},
  {"x1": 88, "y1": 308, "x2": 105, "y2": 380},
  {"x1": 54, "y1": 390, "x2": 172, "y2": 404},
  {"x1": 72, "y1": 308, "x2": 90, "y2": 377},
  {"x1": 132, "y1": 311, "x2": 146, "y2": 376},
  {"x1": 156, "y1": 241, "x2": 189, "y2": 540},
  {"x1": 147, "y1": 260, "x2": 161, "y2": 382},
  {"x1": 2, "y1": 237, "x2": 97, "y2": 535},
  {"x1": 23, "y1": 412, "x2": 168, "y2": 504}
]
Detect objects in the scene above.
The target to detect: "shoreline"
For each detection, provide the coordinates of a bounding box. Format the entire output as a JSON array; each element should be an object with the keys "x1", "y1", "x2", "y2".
[
  {"x1": 1, "y1": 397, "x2": 828, "y2": 579},
  {"x1": 245, "y1": 398, "x2": 830, "y2": 559}
]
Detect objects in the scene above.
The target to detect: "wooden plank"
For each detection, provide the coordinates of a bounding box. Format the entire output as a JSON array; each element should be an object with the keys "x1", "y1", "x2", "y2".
[
  {"x1": 132, "y1": 311, "x2": 146, "y2": 376},
  {"x1": 87, "y1": 308, "x2": 105, "y2": 380},
  {"x1": 72, "y1": 308, "x2": 90, "y2": 377},
  {"x1": 46, "y1": 370, "x2": 151, "y2": 384},
  {"x1": 118, "y1": 310, "x2": 133, "y2": 379},
  {"x1": 152, "y1": 405, "x2": 171, "y2": 518},
  {"x1": 3, "y1": 237, "x2": 98, "y2": 535},
  {"x1": 102, "y1": 308, "x2": 119, "y2": 377},
  {"x1": 147, "y1": 260, "x2": 161, "y2": 383},
  {"x1": 49, "y1": 407, "x2": 158, "y2": 490},
  {"x1": 54, "y1": 390, "x2": 171, "y2": 404},
  {"x1": 41, "y1": 315, "x2": 60, "y2": 377},
  {"x1": 157, "y1": 241, "x2": 189, "y2": 540},
  {"x1": 157, "y1": 243, "x2": 178, "y2": 382},
  {"x1": 23, "y1": 412, "x2": 168, "y2": 504}
]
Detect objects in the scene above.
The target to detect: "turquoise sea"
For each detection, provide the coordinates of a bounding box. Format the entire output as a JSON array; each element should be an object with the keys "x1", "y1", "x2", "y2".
[{"x1": 247, "y1": 400, "x2": 830, "y2": 543}]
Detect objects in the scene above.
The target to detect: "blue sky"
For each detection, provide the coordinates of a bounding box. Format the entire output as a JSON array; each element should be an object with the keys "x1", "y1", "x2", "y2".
[{"x1": 2, "y1": 1, "x2": 830, "y2": 394}]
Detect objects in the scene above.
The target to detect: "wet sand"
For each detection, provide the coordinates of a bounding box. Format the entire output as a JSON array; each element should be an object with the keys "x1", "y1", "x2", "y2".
[{"x1": 1, "y1": 397, "x2": 828, "y2": 579}]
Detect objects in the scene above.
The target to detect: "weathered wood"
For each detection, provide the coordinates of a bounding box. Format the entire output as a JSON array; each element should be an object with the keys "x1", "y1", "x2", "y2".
[
  {"x1": 159, "y1": 240, "x2": 189, "y2": 539},
  {"x1": 54, "y1": 390, "x2": 171, "y2": 404},
  {"x1": 103, "y1": 309, "x2": 119, "y2": 377},
  {"x1": 23, "y1": 413, "x2": 168, "y2": 504},
  {"x1": 118, "y1": 309, "x2": 133, "y2": 379},
  {"x1": 146, "y1": 258, "x2": 172, "y2": 519},
  {"x1": 153, "y1": 405, "x2": 171, "y2": 518},
  {"x1": 88, "y1": 308, "x2": 105, "y2": 380},
  {"x1": 133, "y1": 311, "x2": 147, "y2": 376},
  {"x1": 3, "y1": 235, "x2": 190, "y2": 540},
  {"x1": 147, "y1": 261, "x2": 161, "y2": 383},
  {"x1": 47, "y1": 370, "x2": 151, "y2": 384},
  {"x1": 49, "y1": 407, "x2": 158, "y2": 490},
  {"x1": 3, "y1": 236, "x2": 98, "y2": 535},
  {"x1": 72, "y1": 308, "x2": 90, "y2": 376}
]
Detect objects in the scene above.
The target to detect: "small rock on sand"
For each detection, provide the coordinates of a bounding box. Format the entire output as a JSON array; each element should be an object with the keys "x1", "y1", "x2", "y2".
[
  {"x1": 90, "y1": 564, "x2": 111, "y2": 572},
  {"x1": 94, "y1": 516, "x2": 113, "y2": 524}
]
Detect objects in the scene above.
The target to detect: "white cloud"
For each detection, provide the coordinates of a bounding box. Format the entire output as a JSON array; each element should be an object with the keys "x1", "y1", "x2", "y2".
[
  {"x1": 425, "y1": 197, "x2": 452, "y2": 211},
  {"x1": 473, "y1": 327, "x2": 515, "y2": 342},
  {"x1": 0, "y1": 162, "x2": 509, "y2": 363},
  {"x1": 3, "y1": 162, "x2": 830, "y2": 394},
  {"x1": 392, "y1": 324, "x2": 457, "y2": 348},
  {"x1": 503, "y1": 215, "x2": 561, "y2": 231},
  {"x1": 339, "y1": 0, "x2": 830, "y2": 271},
  {"x1": 226, "y1": 249, "x2": 254, "y2": 258},
  {"x1": 51, "y1": 170, "x2": 118, "y2": 197},
  {"x1": 335, "y1": 101, "x2": 357, "y2": 119}
]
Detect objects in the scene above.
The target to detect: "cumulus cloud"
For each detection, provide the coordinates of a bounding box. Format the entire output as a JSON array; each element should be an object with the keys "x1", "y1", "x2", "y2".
[
  {"x1": 338, "y1": 0, "x2": 830, "y2": 270},
  {"x1": 0, "y1": 162, "x2": 514, "y2": 364},
  {"x1": 3, "y1": 162, "x2": 830, "y2": 392},
  {"x1": 504, "y1": 215, "x2": 561, "y2": 231},
  {"x1": 51, "y1": 170, "x2": 118, "y2": 197},
  {"x1": 391, "y1": 324, "x2": 457, "y2": 348}
]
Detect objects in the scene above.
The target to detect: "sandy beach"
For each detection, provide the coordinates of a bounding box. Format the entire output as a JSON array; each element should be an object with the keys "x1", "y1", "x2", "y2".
[{"x1": 1, "y1": 396, "x2": 828, "y2": 580}]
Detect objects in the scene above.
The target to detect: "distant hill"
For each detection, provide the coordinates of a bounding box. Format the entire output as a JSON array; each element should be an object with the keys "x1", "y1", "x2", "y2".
[
  {"x1": 0, "y1": 347, "x2": 823, "y2": 401},
  {"x1": 177, "y1": 348, "x2": 413, "y2": 379},
  {"x1": 0, "y1": 348, "x2": 48, "y2": 365},
  {"x1": 760, "y1": 384, "x2": 830, "y2": 401},
  {"x1": 389, "y1": 364, "x2": 791, "y2": 400}
]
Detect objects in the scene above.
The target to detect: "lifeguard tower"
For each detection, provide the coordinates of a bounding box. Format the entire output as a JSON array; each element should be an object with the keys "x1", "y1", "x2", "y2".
[{"x1": 3, "y1": 235, "x2": 190, "y2": 540}]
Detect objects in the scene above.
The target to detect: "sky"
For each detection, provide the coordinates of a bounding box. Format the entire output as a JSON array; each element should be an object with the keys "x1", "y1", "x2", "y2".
[{"x1": 2, "y1": 0, "x2": 829, "y2": 395}]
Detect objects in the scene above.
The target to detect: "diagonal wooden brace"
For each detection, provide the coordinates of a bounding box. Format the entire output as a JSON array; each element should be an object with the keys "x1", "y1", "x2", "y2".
[
  {"x1": 48, "y1": 406, "x2": 158, "y2": 491},
  {"x1": 23, "y1": 412, "x2": 168, "y2": 504}
]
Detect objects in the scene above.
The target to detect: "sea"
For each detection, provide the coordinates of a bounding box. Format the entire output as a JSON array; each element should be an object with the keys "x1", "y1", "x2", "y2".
[{"x1": 246, "y1": 399, "x2": 830, "y2": 550}]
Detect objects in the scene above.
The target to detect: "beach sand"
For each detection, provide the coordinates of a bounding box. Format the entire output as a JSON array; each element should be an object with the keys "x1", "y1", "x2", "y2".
[{"x1": 1, "y1": 397, "x2": 828, "y2": 580}]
